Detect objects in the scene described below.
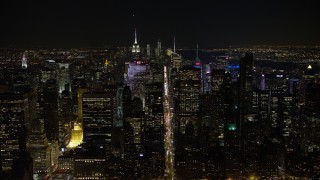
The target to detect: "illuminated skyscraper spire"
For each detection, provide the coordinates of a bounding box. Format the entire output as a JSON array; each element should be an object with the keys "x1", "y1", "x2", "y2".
[
  {"x1": 194, "y1": 43, "x2": 201, "y2": 68},
  {"x1": 134, "y1": 28, "x2": 138, "y2": 44},
  {"x1": 22, "y1": 51, "x2": 27, "y2": 69},
  {"x1": 132, "y1": 28, "x2": 140, "y2": 53}
]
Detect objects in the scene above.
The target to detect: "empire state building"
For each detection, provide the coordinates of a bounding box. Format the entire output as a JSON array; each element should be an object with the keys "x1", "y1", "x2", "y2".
[{"x1": 132, "y1": 28, "x2": 140, "y2": 54}]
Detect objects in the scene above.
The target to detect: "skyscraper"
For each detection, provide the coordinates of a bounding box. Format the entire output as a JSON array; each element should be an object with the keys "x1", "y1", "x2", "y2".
[
  {"x1": 0, "y1": 93, "x2": 30, "y2": 171},
  {"x1": 211, "y1": 69, "x2": 232, "y2": 140},
  {"x1": 28, "y1": 119, "x2": 51, "y2": 176},
  {"x1": 82, "y1": 92, "x2": 114, "y2": 156},
  {"x1": 22, "y1": 51, "x2": 28, "y2": 69},
  {"x1": 238, "y1": 52, "x2": 254, "y2": 135},
  {"x1": 131, "y1": 28, "x2": 140, "y2": 54},
  {"x1": 175, "y1": 66, "x2": 201, "y2": 134}
]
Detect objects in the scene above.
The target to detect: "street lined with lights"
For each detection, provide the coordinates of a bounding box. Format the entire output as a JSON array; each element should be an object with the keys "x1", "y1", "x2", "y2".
[{"x1": 164, "y1": 65, "x2": 175, "y2": 179}]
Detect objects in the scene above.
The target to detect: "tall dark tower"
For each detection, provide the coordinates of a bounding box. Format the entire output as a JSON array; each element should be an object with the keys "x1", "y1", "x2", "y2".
[
  {"x1": 82, "y1": 92, "x2": 114, "y2": 158},
  {"x1": 238, "y1": 53, "x2": 254, "y2": 136}
]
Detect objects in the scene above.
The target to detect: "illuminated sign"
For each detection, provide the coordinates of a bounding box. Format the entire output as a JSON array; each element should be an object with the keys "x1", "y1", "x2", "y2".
[
  {"x1": 194, "y1": 61, "x2": 201, "y2": 68},
  {"x1": 228, "y1": 65, "x2": 239, "y2": 69}
]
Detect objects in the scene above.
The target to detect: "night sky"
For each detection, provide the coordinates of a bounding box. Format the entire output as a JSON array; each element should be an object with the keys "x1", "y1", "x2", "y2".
[{"x1": 1, "y1": 0, "x2": 320, "y2": 48}]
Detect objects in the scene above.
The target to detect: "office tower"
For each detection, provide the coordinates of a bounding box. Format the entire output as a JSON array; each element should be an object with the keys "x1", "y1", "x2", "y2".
[
  {"x1": 122, "y1": 86, "x2": 132, "y2": 119},
  {"x1": 263, "y1": 73, "x2": 288, "y2": 91},
  {"x1": 58, "y1": 152, "x2": 74, "y2": 173},
  {"x1": 239, "y1": 52, "x2": 254, "y2": 135},
  {"x1": 70, "y1": 61, "x2": 84, "y2": 80},
  {"x1": 127, "y1": 61, "x2": 146, "y2": 104},
  {"x1": 42, "y1": 79, "x2": 59, "y2": 140},
  {"x1": 123, "y1": 111, "x2": 145, "y2": 178},
  {"x1": 58, "y1": 89, "x2": 72, "y2": 146},
  {"x1": 28, "y1": 119, "x2": 51, "y2": 177},
  {"x1": 210, "y1": 69, "x2": 232, "y2": 140},
  {"x1": 144, "y1": 83, "x2": 164, "y2": 178},
  {"x1": 145, "y1": 82, "x2": 163, "y2": 128},
  {"x1": 57, "y1": 63, "x2": 70, "y2": 94},
  {"x1": 305, "y1": 83, "x2": 320, "y2": 118},
  {"x1": 175, "y1": 138, "x2": 205, "y2": 179},
  {"x1": 114, "y1": 84, "x2": 124, "y2": 127},
  {"x1": 175, "y1": 66, "x2": 200, "y2": 134},
  {"x1": 77, "y1": 88, "x2": 88, "y2": 122},
  {"x1": 208, "y1": 71, "x2": 237, "y2": 179},
  {"x1": 126, "y1": 113, "x2": 144, "y2": 157},
  {"x1": 71, "y1": 78, "x2": 86, "y2": 115},
  {"x1": 225, "y1": 122, "x2": 241, "y2": 179},
  {"x1": 0, "y1": 92, "x2": 30, "y2": 171},
  {"x1": 22, "y1": 51, "x2": 28, "y2": 69},
  {"x1": 258, "y1": 90, "x2": 272, "y2": 137},
  {"x1": 202, "y1": 63, "x2": 213, "y2": 94},
  {"x1": 123, "y1": 119, "x2": 135, "y2": 177},
  {"x1": 270, "y1": 90, "x2": 293, "y2": 139},
  {"x1": 40, "y1": 68, "x2": 56, "y2": 83},
  {"x1": 259, "y1": 140, "x2": 279, "y2": 178},
  {"x1": 304, "y1": 83, "x2": 320, "y2": 155},
  {"x1": 172, "y1": 53, "x2": 182, "y2": 70},
  {"x1": 73, "y1": 150, "x2": 107, "y2": 179},
  {"x1": 8, "y1": 151, "x2": 33, "y2": 180},
  {"x1": 288, "y1": 78, "x2": 301, "y2": 110},
  {"x1": 82, "y1": 92, "x2": 114, "y2": 156},
  {"x1": 303, "y1": 64, "x2": 316, "y2": 83}
]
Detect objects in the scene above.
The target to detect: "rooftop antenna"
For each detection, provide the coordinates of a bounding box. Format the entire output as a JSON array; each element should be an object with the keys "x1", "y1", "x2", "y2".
[
  {"x1": 174, "y1": 36, "x2": 176, "y2": 53},
  {"x1": 196, "y1": 43, "x2": 199, "y2": 57},
  {"x1": 134, "y1": 28, "x2": 138, "y2": 44}
]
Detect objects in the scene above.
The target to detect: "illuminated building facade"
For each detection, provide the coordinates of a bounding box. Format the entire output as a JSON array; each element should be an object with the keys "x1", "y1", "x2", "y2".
[
  {"x1": 127, "y1": 61, "x2": 146, "y2": 103},
  {"x1": 0, "y1": 93, "x2": 30, "y2": 171},
  {"x1": 28, "y1": 119, "x2": 51, "y2": 176},
  {"x1": 22, "y1": 51, "x2": 28, "y2": 69},
  {"x1": 74, "y1": 156, "x2": 106, "y2": 179},
  {"x1": 270, "y1": 90, "x2": 293, "y2": 138},
  {"x1": 131, "y1": 28, "x2": 140, "y2": 55},
  {"x1": 172, "y1": 53, "x2": 182, "y2": 70},
  {"x1": 175, "y1": 66, "x2": 200, "y2": 134},
  {"x1": 82, "y1": 92, "x2": 114, "y2": 155},
  {"x1": 67, "y1": 122, "x2": 83, "y2": 149},
  {"x1": 58, "y1": 154, "x2": 74, "y2": 173}
]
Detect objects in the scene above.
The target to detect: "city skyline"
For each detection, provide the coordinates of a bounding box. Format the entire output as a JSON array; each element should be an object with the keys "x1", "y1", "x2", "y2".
[
  {"x1": 0, "y1": 1, "x2": 320, "y2": 179},
  {"x1": 1, "y1": 1, "x2": 320, "y2": 48}
]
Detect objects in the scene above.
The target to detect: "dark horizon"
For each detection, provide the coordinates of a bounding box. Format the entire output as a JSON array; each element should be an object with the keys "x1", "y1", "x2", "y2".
[{"x1": 1, "y1": 0, "x2": 320, "y2": 48}]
